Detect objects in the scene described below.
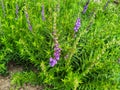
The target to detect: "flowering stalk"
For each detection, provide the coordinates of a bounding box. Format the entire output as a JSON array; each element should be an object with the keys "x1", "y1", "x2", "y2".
[
  {"x1": 74, "y1": 18, "x2": 81, "y2": 32},
  {"x1": 56, "y1": 0, "x2": 60, "y2": 15},
  {"x1": 82, "y1": 0, "x2": 90, "y2": 14},
  {"x1": 50, "y1": 43, "x2": 61, "y2": 67},
  {"x1": 15, "y1": 3, "x2": 19, "y2": 19},
  {"x1": 49, "y1": 12, "x2": 61, "y2": 67},
  {"x1": 41, "y1": 5, "x2": 45, "y2": 21},
  {"x1": 24, "y1": 6, "x2": 32, "y2": 31},
  {"x1": 87, "y1": 9, "x2": 96, "y2": 30}
]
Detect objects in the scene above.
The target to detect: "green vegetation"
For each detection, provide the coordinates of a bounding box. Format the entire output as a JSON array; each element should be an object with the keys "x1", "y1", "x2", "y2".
[{"x1": 0, "y1": 0, "x2": 120, "y2": 90}]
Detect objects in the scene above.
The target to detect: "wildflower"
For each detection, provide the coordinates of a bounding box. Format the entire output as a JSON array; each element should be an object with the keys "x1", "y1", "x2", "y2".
[
  {"x1": 49, "y1": 43, "x2": 61, "y2": 67},
  {"x1": 82, "y1": 0, "x2": 90, "y2": 14},
  {"x1": 49, "y1": 11, "x2": 61, "y2": 67},
  {"x1": 24, "y1": 7, "x2": 32, "y2": 31},
  {"x1": 49, "y1": 57, "x2": 57, "y2": 67},
  {"x1": 15, "y1": 4, "x2": 19, "y2": 19},
  {"x1": 54, "y1": 44, "x2": 61, "y2": 61},
  {"x1": 41, "y1": 5, "x2": 45, "y2": 21},
  {"x1": 74, "y1": 18, "x2": 81, "y2": 32},
  {"x1": 49, "y1": 39, "x2": 61, "y2": 67}
]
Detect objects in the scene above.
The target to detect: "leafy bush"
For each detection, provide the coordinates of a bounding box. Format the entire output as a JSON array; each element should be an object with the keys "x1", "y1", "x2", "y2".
[{"x1": 0, "y1": 0, "x2": 120, "y2": 90}]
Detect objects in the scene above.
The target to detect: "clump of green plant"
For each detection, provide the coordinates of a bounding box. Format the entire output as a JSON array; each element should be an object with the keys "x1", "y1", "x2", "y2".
[
  {"x1": 10, "y1": 71, "x2": 40, "y2": 89},
  {"x1": 0, "y1": 0, "x2": 120, "y2": 90}
]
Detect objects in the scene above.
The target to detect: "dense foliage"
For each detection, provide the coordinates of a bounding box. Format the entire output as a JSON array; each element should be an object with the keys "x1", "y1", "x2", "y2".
[{"x1": 0, "y1": 0, "x2": 120, "y2": 90}]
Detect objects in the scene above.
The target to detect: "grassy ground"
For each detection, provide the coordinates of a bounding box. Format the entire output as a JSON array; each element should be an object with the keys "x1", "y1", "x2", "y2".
[
  {"x1": 0, "y1": 0, "x2": 120, "y2": 90},
  {"x1": 0, "y1": 62, "x2": 43, "y2": 90}
]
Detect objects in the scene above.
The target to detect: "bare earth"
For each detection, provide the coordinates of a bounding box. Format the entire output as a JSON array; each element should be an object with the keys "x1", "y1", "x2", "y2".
[{"x1": 0, "y1": 64, "x2": 43, "y2": 90}]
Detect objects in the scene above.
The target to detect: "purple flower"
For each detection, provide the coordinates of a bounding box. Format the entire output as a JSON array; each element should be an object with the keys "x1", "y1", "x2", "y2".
[
  {"x1": 49, "y1": 37, "x2": 61, "y2": 67},
  {"x1": 54, "y1": 48, "x2": 61, "y2": 61},
  {"x1": 49, "y1": 43, "x2": 61, "y2": 67},
  {"x1": 41, "y1": 5, "x2": 45, "y2": 21},
  {"x1": 16, "y1": 4, "x2": 19, "y2": 19},
  {"x1": 82, "y1": 0, "x2": 90, "y2": 14},
  {"x1": 74, "y1": 18, "x2": 81, "y2": 32},
  {"x1": 49, "y1": 57, "x2": 57, "y2": 67},
  {"x1": 24, "y1": 7, "x2": 32, "y2": 31},
  {"x1": 54, "y1": 44, "x2": 61, "y2": 58},
  {"x1": 49, "y1": 11, "x2": 61, "y2": 67}
]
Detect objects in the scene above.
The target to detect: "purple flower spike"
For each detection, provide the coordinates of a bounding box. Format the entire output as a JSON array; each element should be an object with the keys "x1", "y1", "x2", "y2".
[
  {"x1": 49, "y1": 43, "x2": 61, "y2": 67},
  {"x1": 16, "y1": 4, "x2": 19, "y2": 19},
  {"x1": 82, "y1": 0, "x2": 90, "y2": 14},
  {"x1": 41, "y1": 5, "x2": 45, "y2": 21},
  {"x1": 74, "y1": 18, "x2": 81, "y2": 32},
  {"x1": 49, "y1": 10, "x2": 61, "y2": 67},
  {"x1": 54, "y1": 43, "x2": 61, "y2": 61},
  {"x1": 49, "y1": 57, "x2": 57, "y2": 67},
  {"x1": 49, "y1": 35, "x2": 61, "y2": 66},
  {"x1": 25, "y1": 7, "x2": 32, "y2": 31}
]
